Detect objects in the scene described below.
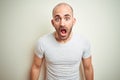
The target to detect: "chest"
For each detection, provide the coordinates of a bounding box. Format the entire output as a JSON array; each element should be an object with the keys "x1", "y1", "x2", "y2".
[{"x1": 44, "y1": 43, "x2": 84, "y2": 65}]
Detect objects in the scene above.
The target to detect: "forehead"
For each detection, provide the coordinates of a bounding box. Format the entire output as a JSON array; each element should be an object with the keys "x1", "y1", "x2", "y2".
[{"x1": 53, "y1": 5, "x2": 73, "y2": 17}]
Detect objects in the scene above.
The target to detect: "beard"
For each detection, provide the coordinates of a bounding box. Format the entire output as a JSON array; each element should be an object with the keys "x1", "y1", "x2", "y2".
[{"x1": 55, "y1": 26, "x2": 73, "y2": 40}]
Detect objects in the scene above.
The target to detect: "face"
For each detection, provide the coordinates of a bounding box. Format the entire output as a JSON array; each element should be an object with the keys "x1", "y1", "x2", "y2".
[{"x1": 51, "y1": 5, "x2": 76, "y2": 40}]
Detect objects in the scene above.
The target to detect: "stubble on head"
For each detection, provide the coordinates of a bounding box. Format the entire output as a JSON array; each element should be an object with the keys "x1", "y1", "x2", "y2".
[{"x1": 52, "y1": 2, "x2": 74, "y2": 18}]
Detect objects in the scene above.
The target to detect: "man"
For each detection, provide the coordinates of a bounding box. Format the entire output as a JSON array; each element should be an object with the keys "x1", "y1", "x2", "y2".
[{"x1": 30, "y1": 2, "x2": 94, "y2": 80}]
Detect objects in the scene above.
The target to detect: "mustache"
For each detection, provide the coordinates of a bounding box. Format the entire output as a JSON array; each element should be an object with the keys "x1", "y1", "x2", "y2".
[
  {"x1": 60, "y1": 25, "x2": 65, "y2": 28},
  {"x1": 59, "y1": 26, "x2": 67, "y2": 29}
]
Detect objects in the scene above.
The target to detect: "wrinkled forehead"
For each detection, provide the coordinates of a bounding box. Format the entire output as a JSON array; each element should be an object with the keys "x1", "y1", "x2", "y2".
[{"x1": 52, "y1": 3, "x2": 73, "y2": 17}]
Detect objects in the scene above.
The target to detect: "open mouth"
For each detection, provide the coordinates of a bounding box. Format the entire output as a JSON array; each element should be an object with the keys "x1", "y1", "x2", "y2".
[{"x1": 61, "y1": 29, "x2": 67, "y2": 34}]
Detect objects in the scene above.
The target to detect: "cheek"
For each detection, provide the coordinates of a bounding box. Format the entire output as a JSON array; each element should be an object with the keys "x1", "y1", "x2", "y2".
[
  {"x1": 53, "y1": 24, "x2": 59, "y2": 30},
  {"x1": 54, "y1": 24, "x2": 59, "y2": 30},
  {"x1": 67, "y1": 21, "x2": 74, "y2": 28},
  {"x1": 53, "y1": 22, "x2": 59, "y2": 27}
]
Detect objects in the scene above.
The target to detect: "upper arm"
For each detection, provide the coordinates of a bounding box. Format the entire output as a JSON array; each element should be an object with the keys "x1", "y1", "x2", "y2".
[
  {"x1": 82, "y1": 57, "x2": 92, "y2": 69},
  {"x1": 30, "y1": 54, "x2": 44, "y2": 80},
  {"x1": 32, "y1": 54, "x2": 43, "y2": 68},
  {"x1": 33, "y1": 39, "x2": 45, "y2": 67},
  {"x1": 82, "y1": 57, "x2": 94, "y2": 80}
]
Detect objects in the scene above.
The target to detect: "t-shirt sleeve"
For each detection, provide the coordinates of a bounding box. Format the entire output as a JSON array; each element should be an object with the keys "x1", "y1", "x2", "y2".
[
  {"x1": 82, "y1": 39, "x2": 91, "y2": 58},
  {"x1": 34, "y1": 39, "x2": 44, "y2": 58}
]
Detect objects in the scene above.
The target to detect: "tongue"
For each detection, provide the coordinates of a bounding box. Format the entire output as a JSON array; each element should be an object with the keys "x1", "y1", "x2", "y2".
[{"x1": 61, "y1": 30, "x2": 66, "y2": 34}]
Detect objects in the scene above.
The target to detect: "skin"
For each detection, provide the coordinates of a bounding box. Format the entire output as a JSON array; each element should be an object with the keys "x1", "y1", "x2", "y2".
[
  {"x1": 30, "y1": 3, "x2": 94, "y2": 80},
  {"x1": 30, "y1": 55, "x2": 43, "y2": 80},
  {"x1": 51, "y1": 3, "x2": 76, "y2": 43},
  {"x1": 82, "y1": 57, "x2": 94, "y2": 80}
]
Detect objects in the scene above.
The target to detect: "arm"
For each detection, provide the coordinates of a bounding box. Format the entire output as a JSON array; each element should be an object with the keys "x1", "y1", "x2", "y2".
[
  {"x1": 30, "y1": 54, "x2": 43, "y2": 80},
  {"x1": 82, "y1": 56, "x2": 94, "y2": 80}
]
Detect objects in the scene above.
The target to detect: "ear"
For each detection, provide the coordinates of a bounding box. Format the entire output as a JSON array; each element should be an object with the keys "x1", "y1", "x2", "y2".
[
  {"x1": 51, "y1": 19, "x2": 55, "y2": 27},
  {"x1": 73, "y1": 18, "x2": 76, "y2": 25}
]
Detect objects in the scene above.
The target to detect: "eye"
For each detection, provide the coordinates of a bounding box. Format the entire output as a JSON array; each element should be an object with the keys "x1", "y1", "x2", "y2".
[
  {"x1": 55, "y1": 18, "x2": 60, "y2": 22},
  {"x1": 65, "y1": 17, "x2": 70, "y2": 21}
]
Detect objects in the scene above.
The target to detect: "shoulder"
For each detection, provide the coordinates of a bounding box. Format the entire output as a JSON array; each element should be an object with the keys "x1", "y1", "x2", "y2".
[
  {"x1": 74, "y1": 33, "x2": 90, "y2": 43},
  {"x1": 73, "y1": 33, "x2": 91, "y2": 49},
  {"x1": 36, "y1": 33, "x2": 54, "y2": 46},
  {"x1": 38, "y1": 33, "x2": 52, "y2": 42}
]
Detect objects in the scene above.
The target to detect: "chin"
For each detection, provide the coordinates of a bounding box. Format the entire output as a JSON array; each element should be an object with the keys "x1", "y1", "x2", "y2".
[{"x1": 60, "y1": 36, "x2": 69, "y2": 40}]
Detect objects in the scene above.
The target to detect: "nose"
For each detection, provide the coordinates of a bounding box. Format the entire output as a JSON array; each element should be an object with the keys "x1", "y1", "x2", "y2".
[{"x1": 60, "y1": 19, "x2": 65, "y2": 27}]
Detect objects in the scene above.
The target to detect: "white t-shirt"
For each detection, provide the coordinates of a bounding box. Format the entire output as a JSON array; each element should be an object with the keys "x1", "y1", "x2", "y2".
[{"x1": 35, "y1": 32, "x2": 91, "y2": 80}]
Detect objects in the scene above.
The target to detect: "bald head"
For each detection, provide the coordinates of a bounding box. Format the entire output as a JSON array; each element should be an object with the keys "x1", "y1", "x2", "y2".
[{"x1": 52, "y1": 3, "x2": 73, "y2": 17}]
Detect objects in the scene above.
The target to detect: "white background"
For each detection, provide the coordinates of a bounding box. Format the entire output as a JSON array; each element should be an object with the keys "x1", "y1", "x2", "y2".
[{"x1": 0, "y1": 0, "x2": 120, "y2": 80}]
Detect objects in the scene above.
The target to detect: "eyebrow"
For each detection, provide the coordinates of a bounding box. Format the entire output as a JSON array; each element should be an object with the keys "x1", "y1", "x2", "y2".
[
  {"x1": 54, "y1": 15, "x2": 60, "y2": 18},
  {"x1": 64, "y1": 14, "x2": 71, "y2": 17},
  {"x1": 54, "y1": 14, "x2": 71, "y2": 18}
]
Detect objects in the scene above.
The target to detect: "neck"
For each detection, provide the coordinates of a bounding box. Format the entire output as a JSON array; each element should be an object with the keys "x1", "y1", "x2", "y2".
[{"x1": 54, "y1": 32, "x2": 73, "y2": 44}]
